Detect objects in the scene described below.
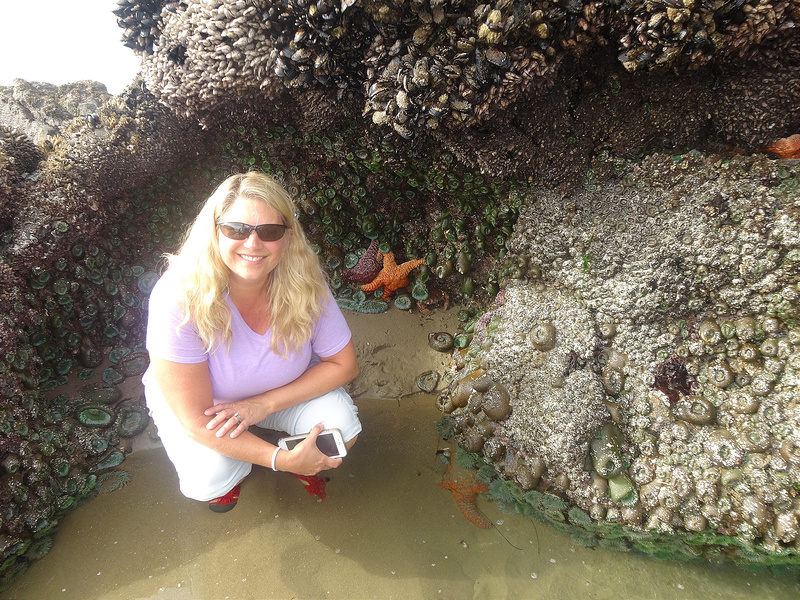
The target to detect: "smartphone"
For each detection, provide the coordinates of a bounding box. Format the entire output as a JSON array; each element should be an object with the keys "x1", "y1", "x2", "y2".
[{"x1": 278, "y1": 428, "x2": 347, "y2": 458}]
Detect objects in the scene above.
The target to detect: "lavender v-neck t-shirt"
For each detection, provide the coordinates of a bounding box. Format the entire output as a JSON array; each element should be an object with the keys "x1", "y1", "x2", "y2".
[{"x1": 142, "y1": 271, "x2": 351, "y2": 404}]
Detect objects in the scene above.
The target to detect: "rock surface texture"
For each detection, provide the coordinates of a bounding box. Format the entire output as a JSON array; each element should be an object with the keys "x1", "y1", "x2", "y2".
[
  {"x1": 440, "y1": 152, "x2": 800, "y2": 565},
  {"x1": 0, "y1": 80, "x2": 111, "y2": 144},
  {"x1": 0, "y1": 0, "x2": 799, "y2": 590}
]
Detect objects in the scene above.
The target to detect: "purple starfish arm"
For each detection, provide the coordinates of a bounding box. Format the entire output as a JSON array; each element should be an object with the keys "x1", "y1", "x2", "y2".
[{"x1": 343, "y1": 239, "x2": 382, "y2": 283}]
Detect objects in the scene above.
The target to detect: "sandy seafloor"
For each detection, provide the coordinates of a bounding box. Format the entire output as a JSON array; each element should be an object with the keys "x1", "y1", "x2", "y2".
[{"x1": 6, "y1": 308, "x2": 800, "y2": 600}]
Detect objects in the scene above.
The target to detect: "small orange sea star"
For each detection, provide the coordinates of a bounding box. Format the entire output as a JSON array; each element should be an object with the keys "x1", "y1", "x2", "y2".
[
  {"x1": 762, "y1": 134, "x2": 800, "y2": 159},
  {"x1": 439, "y1": 460, "x2": 492, "y2": 529},
  {"x1": 361, "y1": 251, "x2": 425, "y2": 300}
]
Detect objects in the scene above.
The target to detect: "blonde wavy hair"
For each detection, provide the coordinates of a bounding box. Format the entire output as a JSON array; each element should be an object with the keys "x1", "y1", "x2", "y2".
[{"x1": 166, "y1": 172, "x2": 328, "y2": 357}]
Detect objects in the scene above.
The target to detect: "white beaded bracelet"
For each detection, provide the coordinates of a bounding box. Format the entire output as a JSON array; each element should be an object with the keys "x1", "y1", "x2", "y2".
[{"x1": 271, "y1": 447, "x2": 281, "y2": 472}]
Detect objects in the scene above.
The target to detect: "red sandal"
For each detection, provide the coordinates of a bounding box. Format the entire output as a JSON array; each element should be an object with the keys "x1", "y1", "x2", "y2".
[
  {"x1": 208, "y1": 483, "x2": 241, "y2": 513},
  {"x1": 290, "y1": 473, "x2": 328, "y2": 499}
]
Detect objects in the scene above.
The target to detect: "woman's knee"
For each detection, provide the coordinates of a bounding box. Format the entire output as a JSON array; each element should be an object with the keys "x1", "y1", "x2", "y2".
[
  {"x1": 178, "y1": 459, "x2": 251, "y2": 501},
  {"x1": 290, "y1": 388, "x2": 361, "y2": 438}
]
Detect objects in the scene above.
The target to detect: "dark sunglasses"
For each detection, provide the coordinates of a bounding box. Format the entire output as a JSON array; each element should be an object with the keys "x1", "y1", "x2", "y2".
[{"x1": 217, "y1": 221, "x2": 288, "y2": 242}]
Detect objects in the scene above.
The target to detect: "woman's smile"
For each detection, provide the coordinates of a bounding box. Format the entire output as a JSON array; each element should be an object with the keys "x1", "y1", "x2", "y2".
[
  {"x1": 237, "y1": 252, "x2": 267, "y2": 263},
  {"x1": 218, "y1": 196, "x2": 290, "y2": 289}
]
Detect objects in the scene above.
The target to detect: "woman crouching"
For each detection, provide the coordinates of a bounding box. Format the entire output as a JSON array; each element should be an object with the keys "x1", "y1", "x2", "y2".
[{"x1": 142, "y1": 172, "x2": 360, "y2": 512}]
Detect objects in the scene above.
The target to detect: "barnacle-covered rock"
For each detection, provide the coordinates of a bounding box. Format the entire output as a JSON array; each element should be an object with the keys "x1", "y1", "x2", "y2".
[
  {"x1": 442, "y1": 284, "x2": 609, "y2": 502},
  {"x1": 442, "y1": 152, "x2": 800, "y2": 569},
  {"x1": 741, "y1": 495, "x2": 770, "y2": 534},
  {"x1": 119, "y1": 0, "x2": 800, "y2": 157},
  {"x1": 774, "y1": 511, "x2": 799, "y2": 543}
]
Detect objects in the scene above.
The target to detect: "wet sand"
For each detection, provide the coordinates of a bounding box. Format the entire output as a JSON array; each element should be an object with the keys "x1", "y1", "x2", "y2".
[{"x1": 6, "y1": 308, "x2": 800, "y2": 600}]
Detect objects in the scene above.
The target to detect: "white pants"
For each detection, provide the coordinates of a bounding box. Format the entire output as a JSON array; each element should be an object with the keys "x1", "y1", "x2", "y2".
[{"x1": 147, "y1": 387, "x2": 361, "y2": 501}]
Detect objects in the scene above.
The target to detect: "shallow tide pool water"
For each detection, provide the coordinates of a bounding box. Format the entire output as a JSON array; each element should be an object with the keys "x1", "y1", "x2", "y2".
[{"x1": 5, "y1": 310, "x2": 800, "y2": 599}]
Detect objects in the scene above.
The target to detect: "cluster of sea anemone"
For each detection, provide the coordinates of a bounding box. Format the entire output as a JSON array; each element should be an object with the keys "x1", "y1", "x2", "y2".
[
  {"x1": 213, "y1": 121, "x2": 523, "y2": 307},
  {"x1": 437, "y1": 151, "x2": 800, "y2": 568}
]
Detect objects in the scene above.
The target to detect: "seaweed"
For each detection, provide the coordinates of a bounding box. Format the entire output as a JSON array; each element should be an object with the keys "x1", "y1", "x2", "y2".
[
  {"x1": 539, "y1": 493, "x2": 568, "y2": 512},
  {"x1": 568, "y1": 506, "x2": 593, "y2": 527},
  {"x1": 570, "y1": 528, "x2": 600, "y2": 548},
  {"x1": 598, "y1": 537, "x2": 631, "y2": 552}
]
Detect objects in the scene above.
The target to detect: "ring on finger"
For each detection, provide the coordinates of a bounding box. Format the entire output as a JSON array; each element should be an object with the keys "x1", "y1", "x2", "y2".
[{"x1": 233, "y1": 412, "x2": 242, "y2": 425}]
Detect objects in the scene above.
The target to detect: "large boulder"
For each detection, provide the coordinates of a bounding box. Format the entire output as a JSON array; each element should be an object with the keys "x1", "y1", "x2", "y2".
[{"x1": 441, "y1": 151, "x2": 800, "y2": 565}]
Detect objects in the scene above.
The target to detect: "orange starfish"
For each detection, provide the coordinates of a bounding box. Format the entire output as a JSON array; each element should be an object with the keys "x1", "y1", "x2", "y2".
[
  {"x1": 361, "y1": 251, "x2": 425, "y2": 300},
  {"x1": 439, "y1": 459, "x2": 492, "y2": 529},
  {"x1": 762, "y1": 134, "x2": 800, "y2": 159}
]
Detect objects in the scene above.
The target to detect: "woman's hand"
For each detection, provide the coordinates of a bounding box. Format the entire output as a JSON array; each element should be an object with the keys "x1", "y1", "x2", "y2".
[
  {"x1": 204, "y1": 398, "x2": 267, "y2": 439},
  {"x1": 203, "y1": 342, "x2": 358, "y2": 440},
  {"x1": 277, "y1": 424, "x2": 342, "y2": 475}
]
